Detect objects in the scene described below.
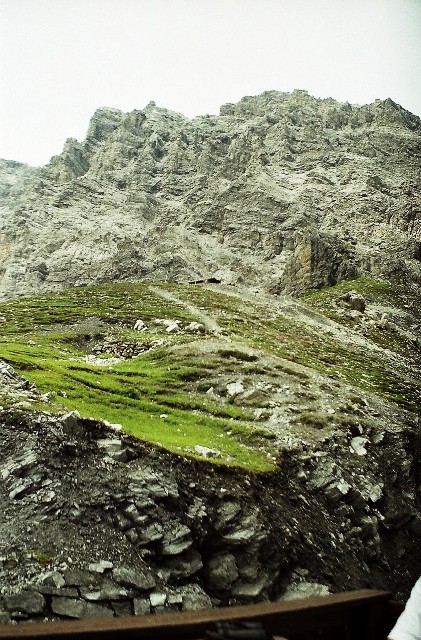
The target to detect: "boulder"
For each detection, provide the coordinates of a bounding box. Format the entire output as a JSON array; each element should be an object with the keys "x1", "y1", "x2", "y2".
[
  {"x1": 112, "y1": 566, "x2": 156, "y2": 591},
  {"x1": 51, "y1": 597, "x2": 114, "y2": 618},
  {"x1": 51, "y1": 597, "x2": 85, "y2": 618},
  {"x1": 133, "y1": 598, "x2": 151, "y2": 615},
  {"x1": 4, "y1": 591, "x2": 45, "y2": 615},
  {"x1": 206, "y1": 553, "x2": 239, "y2": 591},
  {"x1": 182, "y1": 586, "x2": 213, "y2": 611},
  {"x1": 339, "y1": 290, "x2": 366, "y2": 312}
]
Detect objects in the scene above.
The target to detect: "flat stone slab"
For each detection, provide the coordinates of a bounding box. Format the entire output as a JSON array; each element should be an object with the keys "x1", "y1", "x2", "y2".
[
  {"x1": 112, "y1": 566, "x2": 156, "y2": 591},
  {"x1": 4, "y1": 591, "x2": 45, "y2": 615},
  {"x1": 51, "y1": 597, "x2": 114, "y2": 618}
]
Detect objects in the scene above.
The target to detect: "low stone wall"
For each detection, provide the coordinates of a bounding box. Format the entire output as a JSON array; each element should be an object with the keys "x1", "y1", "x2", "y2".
[{"x1": 0, "y1": 567, "x2": 213, "y2": 623}]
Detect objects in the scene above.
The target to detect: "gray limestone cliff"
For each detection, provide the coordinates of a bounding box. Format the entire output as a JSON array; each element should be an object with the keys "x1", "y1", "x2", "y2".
[{"x1": 0, "y1": 91, "x2": 420, "y2": 299}]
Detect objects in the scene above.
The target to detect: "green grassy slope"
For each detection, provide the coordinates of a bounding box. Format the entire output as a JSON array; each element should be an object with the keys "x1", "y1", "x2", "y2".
[
  {"x1": 0, "y1": 279, "x2": 419, "y2": 472},
  {"x1": 178, "y1": 281, "x2": 420, "y2": 413}
]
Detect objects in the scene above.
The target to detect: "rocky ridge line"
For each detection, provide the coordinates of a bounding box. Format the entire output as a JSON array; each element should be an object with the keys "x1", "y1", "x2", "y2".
[{"x1": 0, "y1": 90, "x2": 420, "y2": 300}]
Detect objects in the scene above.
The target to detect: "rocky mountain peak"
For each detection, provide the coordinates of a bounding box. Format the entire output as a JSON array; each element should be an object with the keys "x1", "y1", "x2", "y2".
[
  {"x1": 372, "y1": 97, "x2": 421, "y2": 130},
  {"x1": 85, "y1": 106, "x2": 125, "y2": 144},
  {"x1": 0, "y1": 90, "x2": 420, "y2": 300}
]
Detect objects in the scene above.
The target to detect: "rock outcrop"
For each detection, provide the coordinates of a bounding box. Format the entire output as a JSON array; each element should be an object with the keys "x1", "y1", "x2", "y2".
[
  {"x1": 0, "y1": 381, "x2": 420, "y2": 623},
  {"x1": 0, "y1": 91, "x2": 420, "y2": 300}
]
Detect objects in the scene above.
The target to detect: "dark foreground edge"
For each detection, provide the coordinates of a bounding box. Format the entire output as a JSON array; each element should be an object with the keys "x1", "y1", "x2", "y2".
[{"x1": 0, "y1": 589, "x2": 403, "y2": 640}]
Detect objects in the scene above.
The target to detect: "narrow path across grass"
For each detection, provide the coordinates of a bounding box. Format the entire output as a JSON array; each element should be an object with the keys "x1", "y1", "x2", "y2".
[{"x1": 149, "y1": 286, "x2": 223, "y2": 335}]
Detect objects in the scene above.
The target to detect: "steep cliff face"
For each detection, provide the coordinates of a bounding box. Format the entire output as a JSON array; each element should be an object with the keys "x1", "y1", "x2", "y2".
[{"x1": 0, "y1": 91, "x2": 420, "y2": 299}]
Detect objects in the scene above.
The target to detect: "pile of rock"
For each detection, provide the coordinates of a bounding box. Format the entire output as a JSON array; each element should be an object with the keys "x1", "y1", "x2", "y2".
[
  {"x1": 90, "y1": 319, "x2": 205, "y2": 360},
  {"x1": 337, "y1": 290, "x2": 366, "y2": 315},
  {"x1": 0, "y1": 361, "x2": 38, "y2": 407},
  {"x1": 0, "y1": 565, "x2": 213, "y2": 623},
  {"x1": 0, "y1": 407, "x2": 282, "y2": 624},
  {"x1": 92, "y1": 336, "x2": 160, "y2": 359}
]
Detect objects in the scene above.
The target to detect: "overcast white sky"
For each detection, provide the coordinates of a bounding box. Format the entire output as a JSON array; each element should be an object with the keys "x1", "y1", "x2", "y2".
[{"x1": 1, "y1": 0, "x2": 420, "y2": 167}]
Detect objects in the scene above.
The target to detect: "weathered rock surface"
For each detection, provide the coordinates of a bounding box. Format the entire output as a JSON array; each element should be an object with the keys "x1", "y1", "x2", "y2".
[
  {"x1": 0, "y1": 379, "x2": 420, "y2": 623},
  {"x1": 0, "y1": 92, "x2": 420, "y2": 300}
]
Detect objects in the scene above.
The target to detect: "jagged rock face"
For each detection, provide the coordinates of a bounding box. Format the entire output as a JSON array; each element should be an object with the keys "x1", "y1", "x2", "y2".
[{"x1": 0, "y1": 91, "x2": 420, "y2": 299}]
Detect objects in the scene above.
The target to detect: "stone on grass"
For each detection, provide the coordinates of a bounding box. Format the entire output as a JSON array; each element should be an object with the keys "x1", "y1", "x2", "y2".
[
  {"x1": 194, "y1": 445, "x2": 220, "y2": 459},
  {"x1": 185, "y1": 322, "x2": 205, "y2": 333},
  {"x1": 134, "y1": 319, "x2": 147, "y2": 331},
  {"x1": 226, "y1": 381, "x2": 245, "y2": 396}
]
